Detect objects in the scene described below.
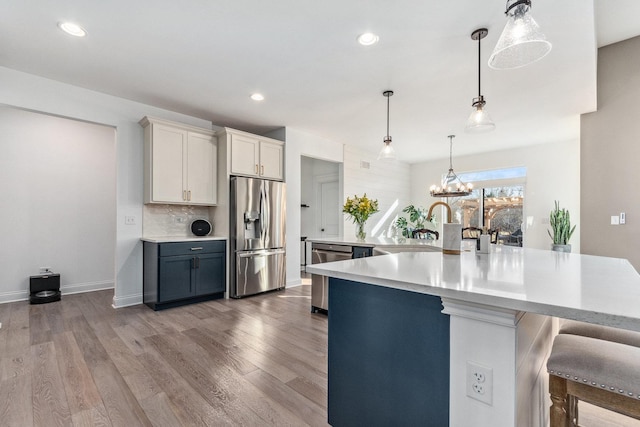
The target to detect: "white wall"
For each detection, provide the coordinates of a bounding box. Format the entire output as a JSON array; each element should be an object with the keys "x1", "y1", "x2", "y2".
[
  {"x1": 410, "y1": 139, "x2": 581, "y2": 251},
  {"x1": 343, "y1": 145, "x2": 411, "y2": 239},
  {"x1": 0, "y1": 106, "x2": 116, "y2": 302},
  {"x1": 284, "y1": 128, "x2": 344, "y2": 287},
  {"x1": 0, "y1": 66, "x2": 213, "y2": 307}
]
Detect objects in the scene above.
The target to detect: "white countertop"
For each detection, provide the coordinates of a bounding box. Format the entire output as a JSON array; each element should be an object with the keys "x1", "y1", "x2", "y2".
[
  {"x1": 141, "y1": 236, "x2": 227, "y2": 243},
  {"x1": 305, "y1": 245, "x2": 640, "y2": 331},
  {"x1": 306, "y1": 236, "x2": 442, "y2": 250}
]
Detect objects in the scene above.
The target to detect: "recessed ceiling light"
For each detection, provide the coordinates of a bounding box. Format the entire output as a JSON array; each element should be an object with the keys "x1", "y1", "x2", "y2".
[
  {"x1": 251, "y1": 93, "x2": 265, "y2": 101},
  {"x1": 357, "y1": 33, "x2": 379, "y2": 46},
  {"x1": 58, "y1": 22, "x2": 87, "y2": 37}
]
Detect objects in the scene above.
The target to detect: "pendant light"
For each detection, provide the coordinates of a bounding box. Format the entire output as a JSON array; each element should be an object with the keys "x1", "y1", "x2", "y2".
[
  {"x1": 489, "y1": 0, "x2": 552, "y2": 70},
  {"x1": 465, "y1": 28, "x2": 495, "y2": 134},
  {"x1": 430, "y1": 135, "x2": 473, "y2": 198},
  {"x1": 378, "y1": 90, "x2": 396, "y2": 160}
]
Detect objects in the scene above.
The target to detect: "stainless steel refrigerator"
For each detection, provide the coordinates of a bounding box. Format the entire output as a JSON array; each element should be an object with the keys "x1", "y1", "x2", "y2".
[{"x1": 230, "y1": 176, "x2": 286, "y2": 298}]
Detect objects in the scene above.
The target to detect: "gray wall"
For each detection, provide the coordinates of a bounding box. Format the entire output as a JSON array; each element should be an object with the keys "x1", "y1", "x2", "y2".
[{"x1": 581, "y1": 35, "x2": 640, "y2": 271}]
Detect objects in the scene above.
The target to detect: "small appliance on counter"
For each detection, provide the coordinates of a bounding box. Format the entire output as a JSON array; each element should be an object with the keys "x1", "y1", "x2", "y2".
[
  {"x1": 29, "y1": 273, "x2": 61, "y2": 304},
  {"x1": 191, "y1": 219, "x2": 212, "y2": 236}
]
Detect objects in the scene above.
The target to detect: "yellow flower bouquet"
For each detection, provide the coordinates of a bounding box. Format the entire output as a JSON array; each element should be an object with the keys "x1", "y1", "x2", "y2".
[{"x1": 343, "y1": 194, "x2": 379, "y2": 240}]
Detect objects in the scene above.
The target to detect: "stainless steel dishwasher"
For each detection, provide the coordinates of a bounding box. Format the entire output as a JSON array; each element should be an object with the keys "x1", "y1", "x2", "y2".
[{"x1": 311, "y1": 243, "x2": 353, "y2": 313}]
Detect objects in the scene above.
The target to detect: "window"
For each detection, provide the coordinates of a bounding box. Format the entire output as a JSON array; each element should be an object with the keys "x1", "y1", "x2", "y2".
[{"x1": 448, "y1": 168, "x2": 526, "y2": 247}]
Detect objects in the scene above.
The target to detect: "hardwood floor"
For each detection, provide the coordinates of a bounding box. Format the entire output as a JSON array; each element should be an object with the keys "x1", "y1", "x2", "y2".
[
  {"x1": 0, "y1": 284, "x2": 329, "y2": 426},
  {"x1": 2, "y1": 282, "x2": 638, "y2": 426}
]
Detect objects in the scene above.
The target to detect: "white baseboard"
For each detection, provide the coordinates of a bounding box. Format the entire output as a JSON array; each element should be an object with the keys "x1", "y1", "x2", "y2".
[
  {"x1": 63, "y1": 280, "x2": 114, "y2": 295},
  {"x1": 0, "y1": 290, "x2": 30, "y2": 304},
  {"x1": 287, "y1": 279, "x2": 303, "y2": 288},
  {"x1": 0, "y1": 280, "x2": 114, "y2": 304},
  {"x1": 112, "y1": 292, "x2": 142, "y2": 308}
]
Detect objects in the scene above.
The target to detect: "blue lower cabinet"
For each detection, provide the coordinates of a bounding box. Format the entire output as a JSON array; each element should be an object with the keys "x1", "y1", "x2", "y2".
[
  {"x1": 328, "y1": 278, "x2": 450, "y2": 426},
  {"x1": 144, "y1": 240, "x2": 226, "y2": 310}
]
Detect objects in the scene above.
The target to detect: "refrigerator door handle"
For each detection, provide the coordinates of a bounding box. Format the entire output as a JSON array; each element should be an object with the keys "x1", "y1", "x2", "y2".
[
  {"x1": 260, "y1": 183, "x2": 268, "y2": 247},
  {"x1": 237, "y1": 249, "x2": 286, "y2": 257}
]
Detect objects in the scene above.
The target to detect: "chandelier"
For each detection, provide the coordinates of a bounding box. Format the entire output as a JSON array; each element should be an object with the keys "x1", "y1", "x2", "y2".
[{"x1": 430, "y1": 135, "x2": 473, "y2": 198}]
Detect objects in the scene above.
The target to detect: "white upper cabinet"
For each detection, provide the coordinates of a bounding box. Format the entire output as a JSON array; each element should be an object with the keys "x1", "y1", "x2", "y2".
[
  {"x1": 259, "y1": 140, "x2": 284, "y2": 180},
  {"x1": 230, "y1": 134, "x2": 260, "y2": 176},
  {"x1": 141, "y1": 117, "x2": 217, "y2": 205},
  {"x1": 230, "y1": 132, "x2": 284, "y2": 181}
]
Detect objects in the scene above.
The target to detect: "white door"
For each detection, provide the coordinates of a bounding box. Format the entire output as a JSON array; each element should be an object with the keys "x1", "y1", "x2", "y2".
[{"x1": 320, "y1": 180, "x2": 339, "y2": 237}]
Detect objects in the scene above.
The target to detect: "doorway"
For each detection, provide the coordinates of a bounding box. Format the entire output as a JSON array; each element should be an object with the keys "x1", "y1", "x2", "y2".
[{"x1": 300, "y1": 156, "x2": 341, "y2": 267}]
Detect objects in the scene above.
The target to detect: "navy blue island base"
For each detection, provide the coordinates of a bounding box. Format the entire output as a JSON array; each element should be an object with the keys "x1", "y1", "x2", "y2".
[{"x1": 328, "y1": 278, "x2": 450, "y2": 426}]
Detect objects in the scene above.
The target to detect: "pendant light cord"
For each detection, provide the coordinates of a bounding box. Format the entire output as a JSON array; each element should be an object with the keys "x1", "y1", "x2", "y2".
[
  {"x1": 449, "y1": 135, "x2": 454, "y2": 170},
  {"x1": 386, "y1": 94, "x2": 390, "y2": 138},
  {"x1": 477, "y1": 34, "x2": 481, "y2": 98}
]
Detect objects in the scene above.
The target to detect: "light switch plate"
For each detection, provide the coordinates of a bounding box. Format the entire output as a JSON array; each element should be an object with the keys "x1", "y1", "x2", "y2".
[
  {"x1": 620, "y1": 212, "x2": 626, "y2": 224},
  {"x1": 611, "y1": 215, "x2": 620, "y2": 225}
]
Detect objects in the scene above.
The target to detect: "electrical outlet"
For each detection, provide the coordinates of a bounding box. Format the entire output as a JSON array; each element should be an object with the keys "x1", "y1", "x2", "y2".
[
  {"x1": 466, "y1": 361, "x2": 493, "y2": 405},
  {"x1": 611, "y1": 215, "x2": 620, "y2": 225},
  {"x1": 125, "y1": 216, "x2": 136, "y2": 225}
]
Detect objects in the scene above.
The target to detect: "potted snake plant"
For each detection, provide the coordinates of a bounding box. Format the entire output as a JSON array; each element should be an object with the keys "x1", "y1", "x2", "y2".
[{"x1": 548, "y1": 201, "x2": 576, "y2": 253}]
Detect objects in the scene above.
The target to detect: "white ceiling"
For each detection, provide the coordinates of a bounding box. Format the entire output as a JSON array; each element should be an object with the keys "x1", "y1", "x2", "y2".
[{"x1": 1, "y1": 1, "x2": 639, "y2": 163}]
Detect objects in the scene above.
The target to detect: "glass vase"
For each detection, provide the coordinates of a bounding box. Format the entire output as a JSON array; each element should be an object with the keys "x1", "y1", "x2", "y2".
[{"x1": 355, "y1": 222, "x2": 366, "y2": 241}]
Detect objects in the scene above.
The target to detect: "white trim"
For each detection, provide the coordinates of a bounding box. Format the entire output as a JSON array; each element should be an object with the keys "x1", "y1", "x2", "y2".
[
  {"x1": 0, "y1": 290, "x2": 30, "y2": 304},
  {"x1": 287, "y1": 278, "x2": 302, "y2": 288},
  {"x1": 112, "y1": 292, "x2": 142, "y2": 308},
  {"x1": 441, "y1": 297, "x2": 523, "y2": 327},
  {"x1": 0, "y1": 280, "x2": 114, "y2": 304}
]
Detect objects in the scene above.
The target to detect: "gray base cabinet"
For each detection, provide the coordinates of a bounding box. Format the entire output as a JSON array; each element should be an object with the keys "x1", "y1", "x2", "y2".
[{"x1": 144, "y1": 240, "x2": 226, "y2": 310}]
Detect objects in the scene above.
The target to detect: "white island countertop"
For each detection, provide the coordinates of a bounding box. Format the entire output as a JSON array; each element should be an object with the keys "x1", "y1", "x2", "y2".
[
  {"x1": 306, "y1": 245, "x2": 640, "y2": 331},
  {"x1": 306, "y1": 236, "x2": 442, "y2": 251},
  {"x1": 141, "y1": 236, "x2": 227, "y2": 243}
]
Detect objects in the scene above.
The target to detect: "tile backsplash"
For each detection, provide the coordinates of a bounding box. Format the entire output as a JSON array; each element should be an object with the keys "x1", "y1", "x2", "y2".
[{"x1": 143, "y1": 204, "x2": 214, "y2": 237}]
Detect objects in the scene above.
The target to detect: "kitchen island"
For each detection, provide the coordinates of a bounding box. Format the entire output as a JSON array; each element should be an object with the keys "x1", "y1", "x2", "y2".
[{"x1": 306, "y1": 245, "x2": 640, "y2": 427}]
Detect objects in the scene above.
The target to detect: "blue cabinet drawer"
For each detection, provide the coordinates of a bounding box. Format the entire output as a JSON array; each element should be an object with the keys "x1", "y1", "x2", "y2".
[{"x1": 158, "y1": 240, "x2": 225, "y2": 257}]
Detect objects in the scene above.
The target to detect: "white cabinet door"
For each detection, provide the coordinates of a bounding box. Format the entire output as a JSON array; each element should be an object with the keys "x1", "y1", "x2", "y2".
[
  {"x1": 230, "y1": 134, "x2": 260, "y2": 176},
  {"x1": 152, "y1": 124, "x2": 186, "y2": 203},
  {"x1": 259, "y1": 140, "x2": 284, "y2": 180},
  {"x1": 187, "y1": 132, "x2": 217, "y2": 205}
]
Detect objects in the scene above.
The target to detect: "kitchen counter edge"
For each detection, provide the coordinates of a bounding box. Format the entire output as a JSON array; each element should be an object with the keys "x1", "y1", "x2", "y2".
[{"x1": 141, "y1": 236, "x2": 227, "y2": 243}]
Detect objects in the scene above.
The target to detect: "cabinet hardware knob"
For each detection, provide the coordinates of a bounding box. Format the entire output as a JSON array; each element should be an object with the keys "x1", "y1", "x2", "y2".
[
  {"x1": 183, "y1": 190, "x2": 187, "y2": 200},
  {"x1": 188, "y1": 190, "x2": 191, "y2": 201},
  {"x1": 261, "y1": 165, "x2": 264, "y2": 175},
  {"x1": 191, "y1": 247, "x2": 203, "y2": 251},
  {"x1": 255, "y1": 164, "x2": 259, "y2": 174}
]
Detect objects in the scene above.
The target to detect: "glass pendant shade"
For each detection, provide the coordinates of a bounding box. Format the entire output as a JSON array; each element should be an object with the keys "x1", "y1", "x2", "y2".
[
  {"x1": 378, "y1": 139, "x2": 396, "y2": 159},
  {"x1": 489, "y1": 2, "x2": 552, "y2": 70},
  {"x1": 465, "y1": 102, "x2": 496, "y2": 133}
]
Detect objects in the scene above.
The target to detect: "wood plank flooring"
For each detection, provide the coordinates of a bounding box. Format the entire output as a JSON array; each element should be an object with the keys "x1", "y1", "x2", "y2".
[
  {"x1": 0, "y1": 284, "x2": 329, "y2": 426},
  {"x1": 1, "y1": 282, "x2": 638, "y2": 426}
]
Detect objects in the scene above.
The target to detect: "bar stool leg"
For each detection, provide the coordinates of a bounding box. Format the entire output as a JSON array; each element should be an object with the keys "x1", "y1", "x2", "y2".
[
  {"x1": 568, "y1": 395, "x2": 578, "y2": 427},
  {"x1": 549, "y1": 375, "x2": 571, "y2": 427}
]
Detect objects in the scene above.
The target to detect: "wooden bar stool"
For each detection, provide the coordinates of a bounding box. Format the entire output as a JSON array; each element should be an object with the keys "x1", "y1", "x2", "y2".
[{"x1": 547, "y1": 334, "x2": 640, "y2": 426}]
